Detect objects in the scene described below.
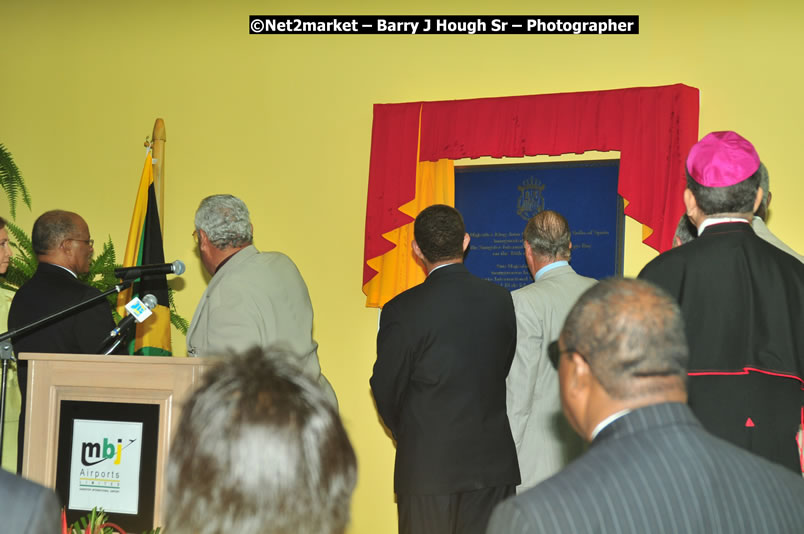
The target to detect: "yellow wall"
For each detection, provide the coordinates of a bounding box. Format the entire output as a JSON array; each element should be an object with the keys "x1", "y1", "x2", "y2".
[{"x1": 2, "y1": 1, "x2": 803, "y2": 532}]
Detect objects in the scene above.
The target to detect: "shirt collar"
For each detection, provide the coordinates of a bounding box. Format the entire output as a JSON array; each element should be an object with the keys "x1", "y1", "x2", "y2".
[
  {"x1": 214, "y1": 247, "x2": 246, "y2": 274},
  {"x1": 428, "y1": 262, "x2": 460, "y2": 276},
  {"x1": 49, "y1": 263, "x2": 78, "y2": 278},
  {"x1": 697, "y1": 217, "x2": 750, "y2": 235},
  {"x1": 591, "y1": 408, "x2": 631, "y2": 440},
  {"x1": 535, "y1": 260, "x2": 568, "y2": 280}
]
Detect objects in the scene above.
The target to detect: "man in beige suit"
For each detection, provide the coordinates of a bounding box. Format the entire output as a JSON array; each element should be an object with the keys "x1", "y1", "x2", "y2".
[
  {"x1": 507, "y1": 210, "x2": 596, "y2": 492},
  {"x1": 187, "y1": 195, "x2": 337, "y2": 407}
]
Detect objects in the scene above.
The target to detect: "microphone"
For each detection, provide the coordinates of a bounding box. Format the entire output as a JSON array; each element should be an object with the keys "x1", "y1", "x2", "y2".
[
  {"x1": 114, "y1": 260, "x2": 185, "y2": 280},
  {"x1": 109, "y1": 294, "x2": 159, "y2": 338}
]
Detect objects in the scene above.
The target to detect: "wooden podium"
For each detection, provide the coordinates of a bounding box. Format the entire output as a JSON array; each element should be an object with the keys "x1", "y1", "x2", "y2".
[{"x1": 20, "y1": 352, "x2": 212, "y2": 528}]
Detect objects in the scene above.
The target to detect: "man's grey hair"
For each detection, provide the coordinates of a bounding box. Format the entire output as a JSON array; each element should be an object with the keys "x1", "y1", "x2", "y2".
[
  {"x1": 164, "y1": 347, "x2": 357, "y2": 534},
  {"x1": 194, "y1": 194, "x2": 253, "y2": 249},
  {"x1": 524, "y1": 210, "x2": 572, "y2": 261},
  {"x1": 562, "y1": 278, "x2": 689, "y2": 400}
]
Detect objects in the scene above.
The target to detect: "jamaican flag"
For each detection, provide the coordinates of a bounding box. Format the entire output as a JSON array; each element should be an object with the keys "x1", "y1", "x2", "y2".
[{"x1": 116, "y1": 150, "x2": 172, "y2": 355}]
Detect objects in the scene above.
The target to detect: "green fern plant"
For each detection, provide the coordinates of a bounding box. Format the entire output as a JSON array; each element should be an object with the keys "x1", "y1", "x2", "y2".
[
  {"x1": 0, "y1": 143, "x2": 188, "y2": 335},
  {"x1": 0, "y1": 143, "x2": 31, "y2": 219}
]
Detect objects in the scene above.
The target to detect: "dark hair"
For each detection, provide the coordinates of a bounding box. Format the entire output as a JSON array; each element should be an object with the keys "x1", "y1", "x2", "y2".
[
  {"x1": 562, "y1": 278, "x2": 689, "y2": 400},
  {"x1": 524, "y1": 210, "x2": 571, "y2": 260},
  {"x1": 756, "y1": 162, "x2": 770, "y2": 221},
  {"x1": 673, "y1": 214, "x2": 697, "y2": 246},
  {"x1": 413, "y1": 204, "x2": 466, "y2": 263},
  {"x1": 686, "y1": 169, "x2": 760, "y2": 215},
  {"x1": 31, "y1": 210, "x2": 78, "y2": 255},
  {"x1": 165, "y1": 348, "x2": 357, "y2": 534}
]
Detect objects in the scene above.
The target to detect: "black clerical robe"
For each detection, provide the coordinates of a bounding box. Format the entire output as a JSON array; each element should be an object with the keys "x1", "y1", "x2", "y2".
[{"x1": 639, "y1": 222, "x2": 804, "y2": 472}]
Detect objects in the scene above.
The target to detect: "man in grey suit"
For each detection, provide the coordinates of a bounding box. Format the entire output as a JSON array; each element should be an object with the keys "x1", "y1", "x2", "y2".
[
  {"x1": 507, "y1": 210, "x2": 595, "y2": 492},
  {"x1": 752, "y1": 163, "x2": 804, "y2": 262},
  {"x1": 187, "y1": 194, "x2": 336, "y2": 407},
  {"x1": 488, "y1": 278, "x2": 804, "y2": 534},
  {"x1": 0, "y1": 469, "x2": 60, "y2": 534}
]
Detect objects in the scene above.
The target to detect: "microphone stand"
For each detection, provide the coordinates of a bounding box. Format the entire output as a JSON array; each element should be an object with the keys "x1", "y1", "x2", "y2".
[
  {"x1": 0, "y1": 279, "x2": 132, "y2": 467},
  {"x1": 100, "y1": 318, "x2": 138, "y2": 355}
]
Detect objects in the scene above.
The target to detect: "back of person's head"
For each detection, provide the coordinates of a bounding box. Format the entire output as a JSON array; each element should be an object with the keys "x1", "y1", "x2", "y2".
[
  {"x1": 562, "y1": 278, "x2": 689, "y2": 400},
  {"x1": 685, "y1": 131, "x2": 761, "y2": 216},
  {"x1": 194, "y1": 194, "x2": 253, "y2": 249},
  {"x1": 756, "y1": 162, "x2": 770, "y2": 221},
  {"x1": 32, "y1": 210, "x2": 79, "y2": 255},
  {"x1": 673, "y1": 214, "x2": 697, "y2": 247},
  {"x1": 413, "y1": 204, "x2": 466, "y2": 263},
  {"x1": 164, "y1": 348, "x2": 357, "y2": 534},
  {"x1": 524, "y1": 210, "x2": 571, "y2": 260}
]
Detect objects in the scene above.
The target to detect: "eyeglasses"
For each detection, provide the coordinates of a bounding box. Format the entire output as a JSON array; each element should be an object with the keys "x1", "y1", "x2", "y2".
[
  {"x1": 192, "y1": 230, "x2": 199, "y2": 244},
  {"x1": 64, "y1": 238, "x2": 94, "y2": 248},
  {"x1": 547, "y1": 340, "x2": 583, "y2": 370}
]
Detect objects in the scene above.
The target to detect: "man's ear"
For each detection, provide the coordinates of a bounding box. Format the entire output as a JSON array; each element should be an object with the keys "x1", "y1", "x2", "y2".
[
  {"x1": 524, "y1": 241, "x2": 534, "y2": 272},
  {"x1": 561, "y1": 351, "x2": 594, "y2": 440},
  {"x1": 683, "y1": 188, "x2": 701, "y2": 227},
  {"x1": 753, "y1": 187, "x2": 763, "y2": 215},
  {"x1": 411, "y1": 240, "x2": 425, "y2": 263},
  {"x1": 462, "y1": 232, "x2": 470, "y2": 252},
  {"x1": 568, "y1": 352, "x2": 592, "y2": 390}
]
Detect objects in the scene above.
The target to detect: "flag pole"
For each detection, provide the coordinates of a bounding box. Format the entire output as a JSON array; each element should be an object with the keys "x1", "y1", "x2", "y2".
[{"x1": 151, "y1": 118, "x2": 166, "y2": 233}]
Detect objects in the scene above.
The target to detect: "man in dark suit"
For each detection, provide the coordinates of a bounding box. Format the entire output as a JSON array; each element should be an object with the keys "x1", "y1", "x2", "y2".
[
  {"x1": 370, "y1": 204, "x2": 520, "y2": 534},
  {"x1": 0, "y1": 469, "x2": 60, "y2": 534},
  {"x1": 8, "y1": 210, "x2": 120, "y2": 473},
  {"x1": 487, "y1": 278, "x2": 804, "y2": 534},
  {"x1": 639, "y1": 131, "x2": 804, "y2": 472}
]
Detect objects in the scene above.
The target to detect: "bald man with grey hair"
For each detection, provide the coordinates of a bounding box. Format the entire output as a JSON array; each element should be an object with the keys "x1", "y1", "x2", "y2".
[
  {"x1": 507, "y1": 210, "x2": 595, "y2": 492},
  {"x1": 187, "y1": 194, "x2": 337, "y2": 407}
]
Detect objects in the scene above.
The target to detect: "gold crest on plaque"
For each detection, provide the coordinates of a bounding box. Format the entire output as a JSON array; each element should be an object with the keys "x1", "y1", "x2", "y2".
[{"x1": 516, "y1": 177, "x2": 546, "y2": 221}]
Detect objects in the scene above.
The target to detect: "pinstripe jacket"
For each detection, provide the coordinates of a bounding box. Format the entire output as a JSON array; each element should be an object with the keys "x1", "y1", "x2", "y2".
[
  {"x1": 0, "y1": 469, "x2": 60, "y2": 534},
  {"x1": 486, "y1": 403, "x2": 804, "y2": 533}
]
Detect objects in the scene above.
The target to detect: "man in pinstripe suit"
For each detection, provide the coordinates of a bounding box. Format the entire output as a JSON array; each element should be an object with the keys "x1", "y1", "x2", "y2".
[{"x1": 487, "y1": 278, "x2": 804, "y2": 534}]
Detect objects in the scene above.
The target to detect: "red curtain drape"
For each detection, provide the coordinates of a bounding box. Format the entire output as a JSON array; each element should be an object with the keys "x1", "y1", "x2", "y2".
[{"x1": 363, "y1": 84, "x2": 699, "y2": 288}]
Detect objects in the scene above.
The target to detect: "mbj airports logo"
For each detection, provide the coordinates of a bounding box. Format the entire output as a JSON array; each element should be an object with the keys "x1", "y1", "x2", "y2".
[
  {"x1": 78, "y1": 437, "x2": 137, "y2": 491},
  {"x1": 82, "y1": 438, "x2": 126, "y2": 466}
]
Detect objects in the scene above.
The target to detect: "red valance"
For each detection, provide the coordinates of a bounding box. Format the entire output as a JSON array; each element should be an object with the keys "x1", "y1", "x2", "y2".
[{"x1": 364, "y1": 84, "x2": 699, "y2": 287}]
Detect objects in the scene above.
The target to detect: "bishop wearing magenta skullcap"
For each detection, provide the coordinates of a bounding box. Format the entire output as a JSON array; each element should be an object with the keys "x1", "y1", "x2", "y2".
[{"x1": 639, "y1": 131, "x2": 804, "y2": 474}]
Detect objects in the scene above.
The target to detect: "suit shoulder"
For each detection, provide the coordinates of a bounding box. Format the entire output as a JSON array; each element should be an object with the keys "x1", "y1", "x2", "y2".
[
  {"x1": 381, "y1": 282, "x2": 426, "y2": 313},
  {"x1": 638, "y1": 245, "x2": 688, "y2": 280}
]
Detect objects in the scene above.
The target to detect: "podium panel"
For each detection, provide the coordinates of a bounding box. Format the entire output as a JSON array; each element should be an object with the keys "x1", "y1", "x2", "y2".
[{"x1": 20, "y1": 353, "x2": 212, "y2": 530}]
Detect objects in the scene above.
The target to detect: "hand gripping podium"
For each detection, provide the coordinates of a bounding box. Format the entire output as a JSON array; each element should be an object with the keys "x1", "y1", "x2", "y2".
[{"x1": 20, "y1": 352, "x2": 212, "y2": 532}]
